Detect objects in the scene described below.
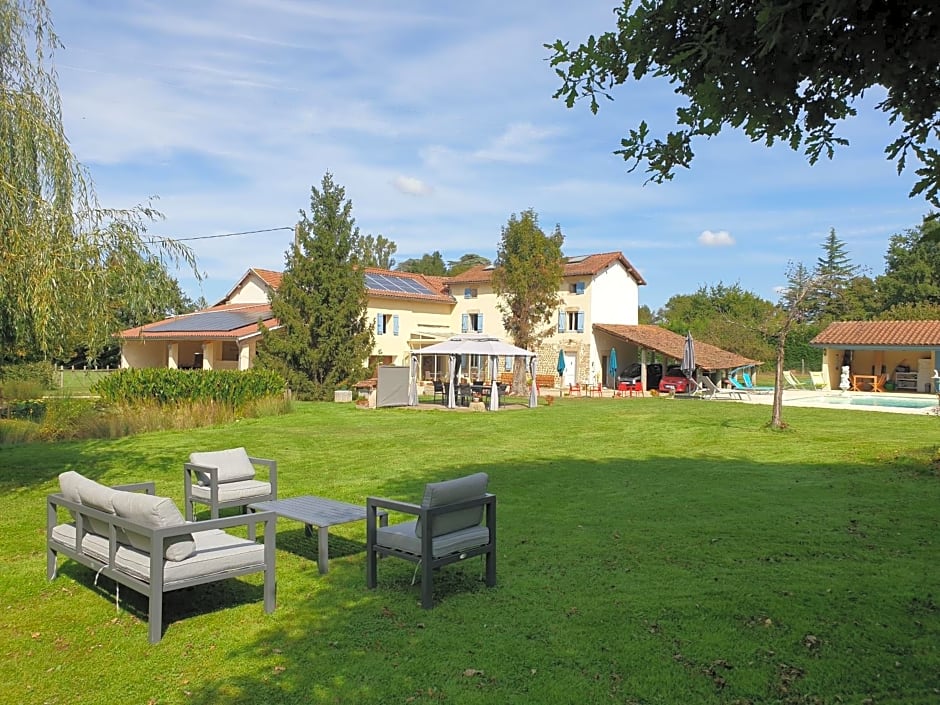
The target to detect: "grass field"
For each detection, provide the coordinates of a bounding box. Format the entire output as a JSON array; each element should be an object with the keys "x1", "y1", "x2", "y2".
[
  {"x1": 1, "y1": 398, "x2": 938, "y2": 704},
  {"x1": 54, "y1": 367, "x2": 116, "y2": 395}
]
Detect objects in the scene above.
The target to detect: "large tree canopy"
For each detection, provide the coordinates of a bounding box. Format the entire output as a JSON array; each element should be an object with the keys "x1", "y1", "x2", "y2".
[
  {"x1": 255, "y1": 173, "x2": 373, "y2": 400},
  {"x1": 548, "y1": 0, "x2": 940, "y2": 206},
  {"x1": 397, "y1": 251, "x2": 447, "y2": 276},
  {"x1": 1, "y1": 0, "x2": 194, "y2": 361},
  {"x1": 492, "y1": 210, "x2": 564, "y2": 393}
]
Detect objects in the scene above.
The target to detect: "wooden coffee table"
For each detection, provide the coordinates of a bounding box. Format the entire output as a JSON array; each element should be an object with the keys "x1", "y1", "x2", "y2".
[{"x1": 249, "y1": 496, "x2": 387, "y2": 574}]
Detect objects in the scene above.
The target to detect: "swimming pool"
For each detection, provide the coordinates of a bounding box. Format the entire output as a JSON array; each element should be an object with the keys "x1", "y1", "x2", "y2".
[{"x1": 803, "y1": 394, "x2": 938, "y2": 410}]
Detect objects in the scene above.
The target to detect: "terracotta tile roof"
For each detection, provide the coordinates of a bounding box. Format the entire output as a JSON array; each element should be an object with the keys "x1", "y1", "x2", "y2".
[
  {"x1": 811, "y1": 320, "x2": 940, "y2": 347},
  {"x1": 447, "y1": 251, "x2": 646, "y2": 285},
  {"x1": 253, "y1": 268, "x2": 282, "y2": 289},
  {"x1": 594, "y1": 324, "x2": 760, "y2": 371},
  {"x1": 118, "y1": 304, "x2": 278, "y2": 341}
]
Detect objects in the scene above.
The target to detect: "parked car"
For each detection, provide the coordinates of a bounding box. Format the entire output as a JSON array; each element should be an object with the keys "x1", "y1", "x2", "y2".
[
  {"x1": 618, "y1": 362, "x2": 662, "y2": 390},
  {"x1": 658, "y1": 365, "x2": 691, "y2": 394}
]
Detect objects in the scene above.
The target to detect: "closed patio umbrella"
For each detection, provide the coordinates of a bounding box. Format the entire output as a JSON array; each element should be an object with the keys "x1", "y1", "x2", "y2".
[
  {"x1": 557, "y1": 349, "x2": 566, "y2": 394},
  {"x1": 608, "y1": 347, "x2": 618, "y2": 388},
  {"x1": 681, "y1": 332, "x2": 696, "y2": 390}
]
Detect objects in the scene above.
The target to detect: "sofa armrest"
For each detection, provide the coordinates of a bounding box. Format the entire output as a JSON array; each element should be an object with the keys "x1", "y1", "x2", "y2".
[
  {"x1": 367, "y1": 497, "x2": 421, "y2": 516},
  {"x1": 247, "y1": 456, "x2": 277, "y2": 497}
]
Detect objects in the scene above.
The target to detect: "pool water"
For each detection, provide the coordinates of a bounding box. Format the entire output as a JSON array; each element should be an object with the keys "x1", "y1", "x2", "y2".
[{"x1": 808, "y1": 395, "x2": 938, "y2": 409}]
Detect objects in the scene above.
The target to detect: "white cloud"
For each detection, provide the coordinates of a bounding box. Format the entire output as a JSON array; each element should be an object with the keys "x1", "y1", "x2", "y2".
[
  {"x1": 698, "y1": 230, "x2": 735, "y2": 247},
  {"x1": 391, "y1": 176, "x2": 433, "y2": 196},
  {"x1": 473, "y1": 123, "x2": 560, "y2": 164}
]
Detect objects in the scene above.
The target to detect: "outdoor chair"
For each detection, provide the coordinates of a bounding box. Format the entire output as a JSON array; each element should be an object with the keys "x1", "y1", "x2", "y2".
[
  {"x1": 809, "y1": 371, "x2": 826, "y2": 389},
  {"x1": 183, "y1": 447, "x2": 277, "y2": 521},
  {"x1": 702, "y1": 376, "x2": 749, "y2": 401},
  {"x1": 783, "y1": 370, "x2": 808, "y2": 390},
  {"x1": 432, "y1": 380, "x2": 445, "y2": 404},
  {"x1": 365, "y1": 472, "x2": 496, "y2": 609}
]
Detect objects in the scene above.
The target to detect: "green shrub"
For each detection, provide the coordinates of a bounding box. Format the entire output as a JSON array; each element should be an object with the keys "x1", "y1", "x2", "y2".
[
  {"x1": 37, "y1": 397, "x2": 104, "y2": 441},
  {"x1": 92, "y1": 368, "x2": 286, "y2": 407},
  {"x1": 0, "y1": 419, "x2": 40, "y2": 444},
  {"x1": 0, "y1": 380, "x2": 44, "y2": 404},
  {"x1": 0, "y1": 361, "x2": 55, "y2": 389}
]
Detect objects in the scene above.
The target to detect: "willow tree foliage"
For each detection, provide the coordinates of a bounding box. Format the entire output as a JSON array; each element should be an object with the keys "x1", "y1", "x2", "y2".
[
  {"x1": 548, "y1": 0, "x2": 940, "y2": 206},
  {"x1": 255, "y1": 173, "x2": 374, "y2": 400},
  {"x1": 0, "y1": 0, "x2": 194, "y2": 362}
]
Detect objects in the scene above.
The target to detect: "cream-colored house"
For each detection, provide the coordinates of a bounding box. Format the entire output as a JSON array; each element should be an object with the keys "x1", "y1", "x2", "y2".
[
  {"x1": 118, "y1": 253, "x2": 654, "y2": 385},
  {"x1": 447, "y1": 252, "x2": 645, "y2": 386}
]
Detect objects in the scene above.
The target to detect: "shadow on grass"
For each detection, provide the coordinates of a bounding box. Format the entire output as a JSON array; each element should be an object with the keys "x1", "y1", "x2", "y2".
[
  {"x1": 57, "y1": 561, "x2": 268, "y2": 628},
  {"x1": 156, "y1": 453, "x2": 940, "y2": 705}
]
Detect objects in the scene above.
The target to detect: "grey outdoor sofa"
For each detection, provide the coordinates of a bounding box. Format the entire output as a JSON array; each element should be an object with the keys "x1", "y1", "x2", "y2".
[
  {"x1": 366, "y1": 472, "x2": 496, "y2": 608},
  {"x1": 47, "y1": 471, "x2": 276, "y2": 643}
]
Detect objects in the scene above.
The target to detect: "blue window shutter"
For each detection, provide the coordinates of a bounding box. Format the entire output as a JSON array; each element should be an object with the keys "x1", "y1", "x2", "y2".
[
  {"x1": 477, "y1": 313, "x2": 484, "y2": 332},
  {"x1": 464, "y1": 287, "x2": 471, "y2": 299},
  {"x1": 505, "y1": 357, "x2": 512, "y2": 371},
  {"x1": 461, "y1": 313, "x2": 469, "y2": 333},
  {"x1": 393, "y1": 314, "x2": 399, "y2": 336},
  {"x1": 557, "y1": 311, "x2": 565, "y2": 333},
  {"x1": 576, "y1": 281, "x2": 585, "y2": 295},
  {"x1": 376, "y1": 314, "x2": 384, "y2": 335},
  {"x1": 577, "y1": 311, "x2": 585, "y2": 332}
]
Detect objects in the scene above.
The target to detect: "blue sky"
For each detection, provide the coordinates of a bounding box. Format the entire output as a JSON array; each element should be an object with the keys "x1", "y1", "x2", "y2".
[{"x1": 50, "y1": 0, "x2": 931, "y2": 311}]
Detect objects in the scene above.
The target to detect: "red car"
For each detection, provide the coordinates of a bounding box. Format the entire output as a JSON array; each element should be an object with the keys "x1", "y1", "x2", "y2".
[{"x1": 658, "y1": 365, "x2": 691, "y2": 394}]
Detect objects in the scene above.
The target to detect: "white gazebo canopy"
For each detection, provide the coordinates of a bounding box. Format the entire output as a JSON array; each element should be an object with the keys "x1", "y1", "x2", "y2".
[{"x1": 409, "y1": 335, "x2": 537, "y2": 409}]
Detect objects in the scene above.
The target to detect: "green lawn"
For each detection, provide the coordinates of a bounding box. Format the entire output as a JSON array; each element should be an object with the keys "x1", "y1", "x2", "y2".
[
  {"x1": 54, "y1": 367, "x2": 116, "y2": 395},
  {"x1": 1, "y1": 399, "x2": 938, "y2": 704}
]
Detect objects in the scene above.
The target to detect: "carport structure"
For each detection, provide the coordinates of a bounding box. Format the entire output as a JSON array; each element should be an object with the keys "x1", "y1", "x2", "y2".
[{"x1": 593, "y1": 324, "x2": 759, "y2": 390}]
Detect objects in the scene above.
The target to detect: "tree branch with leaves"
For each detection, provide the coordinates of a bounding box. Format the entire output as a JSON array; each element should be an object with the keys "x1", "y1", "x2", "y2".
[{"x1": 548, "y1": 0, "x2": 940, "y2": 206}]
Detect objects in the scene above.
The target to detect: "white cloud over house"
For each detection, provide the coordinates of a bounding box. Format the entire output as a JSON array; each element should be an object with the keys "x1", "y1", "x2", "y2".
[{"x1": 698, "y1": 230, "x2": 735, "y2": 247}]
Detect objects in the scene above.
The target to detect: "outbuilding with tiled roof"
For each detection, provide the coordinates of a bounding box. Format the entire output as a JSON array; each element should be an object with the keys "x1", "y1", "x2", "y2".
[{"x1": 811, "y1": 320, "x2": 940, "y2": 392}]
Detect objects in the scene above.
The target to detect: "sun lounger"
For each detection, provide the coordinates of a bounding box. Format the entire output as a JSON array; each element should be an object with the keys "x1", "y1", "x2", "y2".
[{"x1": 702, "y1": 377, "x2": 749, "y2": 400}]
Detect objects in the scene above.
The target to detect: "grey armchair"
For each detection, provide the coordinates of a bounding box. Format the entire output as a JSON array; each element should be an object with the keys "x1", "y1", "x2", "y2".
[
  {"x1": 365, "y1": 472, "x2": 496, "y2": 608},
  {"x1": 183, "y1": 448, "x2": 277, "y2": 520}
]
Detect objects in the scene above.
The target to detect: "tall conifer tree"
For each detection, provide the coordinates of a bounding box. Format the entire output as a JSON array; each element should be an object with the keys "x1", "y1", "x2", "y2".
[{"x1": 256, "y1": 173, "x2": 373, "y2": 399}]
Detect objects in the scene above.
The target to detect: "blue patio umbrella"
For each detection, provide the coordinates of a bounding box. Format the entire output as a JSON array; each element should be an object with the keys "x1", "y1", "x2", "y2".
[
  {"x1": 608, "y1": 347, "x2": 618, "y2": 387},
  {"x1": 556, "y1": 349, "x2": 566, "y2": 377}
]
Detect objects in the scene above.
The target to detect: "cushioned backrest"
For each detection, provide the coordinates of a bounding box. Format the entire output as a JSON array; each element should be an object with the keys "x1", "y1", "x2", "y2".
[
  {"x1": 111, "y1": 490, "x2": 195, "y2": 561},
  {"x1": 189, "y1": 447, "x2": 256, "y2": 485},
  {"x1": 58, "y1": 471, "x2": 118, "y2": 536},
  {"x1": 415, "y1": 472, "x2": 488, "y2": 539}
]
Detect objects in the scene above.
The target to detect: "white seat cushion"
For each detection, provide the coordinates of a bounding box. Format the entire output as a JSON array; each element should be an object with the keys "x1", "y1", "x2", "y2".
[
  {"x1": 58, "y1": 471, "x2": 119, "y2": 537},
  {"x1": 190, "y1": 480, "x2": 271, "y2": 503},
  {"x1": 111, "y1": 490, "x2": 195, "y2": 561},
  {"x1": 189, "y1": 448, "x2": 256, "y2": 484},
  {"x1": 376, "y1": 520, "x2": 490, "y2": 559},
  {"x1": 51, "y1": 524, "x2": 265, "y2": 588}
]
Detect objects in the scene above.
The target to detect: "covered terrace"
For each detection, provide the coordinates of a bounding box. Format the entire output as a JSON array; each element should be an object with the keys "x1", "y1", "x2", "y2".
[{"x1": 593, "y1": 324, "x2": 759, "y2": 389}]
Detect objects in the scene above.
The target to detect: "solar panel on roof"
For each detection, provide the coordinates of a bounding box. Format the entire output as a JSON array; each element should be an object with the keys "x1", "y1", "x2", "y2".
[
  {"x1": 365, "y1": 273, "x2": 435, "y2": 296},
  {"x1": 149, "y1": 310, "x2": 272, "y2": 333},
  {"x1": 566, "y1": 255, "x2": 588, "y2": 263}
]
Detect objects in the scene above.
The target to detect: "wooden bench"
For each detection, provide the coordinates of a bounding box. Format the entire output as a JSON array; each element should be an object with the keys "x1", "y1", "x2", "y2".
[{"x1": 499, "y1": 372, "x2": 558, "y2": 390}]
